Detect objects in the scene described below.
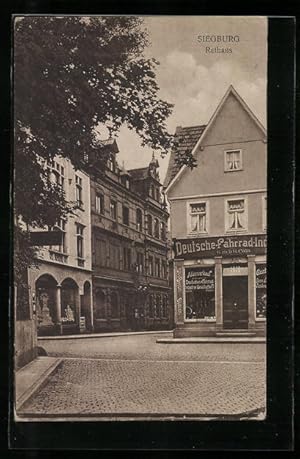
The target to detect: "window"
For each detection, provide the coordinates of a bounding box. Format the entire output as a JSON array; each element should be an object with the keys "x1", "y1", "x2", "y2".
[
  {"x1": 110, "y1": 200, "x2": 117, "y2": 220},
  {"x1": 95, "y1": 238, "x2": 106, "y2": 267},
  {"x1": 185, "y1": 267, "x2": 215, "y2": 320},
  {"x1": 147, "y1": 214, "x2": 153, "y2": 236},
  {"x1": 155, "y1": 258, "x2": 161, "y2": 277},
  {"x1": 154, "y1": 295, "x2": 159, "y2": 317},
  {"x1": 162, "y1": 261, "x2": 167, "y2": 279},
  {"x1": 137, "y1": 252, "x2": 144, "y2": 273},
  {"x1": 125, "y1": 178, "x2": 130, "y2": 189},
  {"x1": 111, "y1": 292, "x2": 119, "y2": 318},
  {"x1": 95, "y1": 289, "x2": 106, "y2": 319},
  {"x1": 123, "y1": 247, "x2": 131, "y2": 271},
  {"x1": 162, "y1": 296, "x2": 168, "y2": 318},
  {"x1": 149, "y1": 184, "x2": 154, "y2": 198},
  {"x1": 148, "y1": 256, "x2": 154, "y2": 276},
  {"x1": 226, "y1": 198, "x2": 247, "y2": 232},
  {"x1": 225, "y1": 149, "x2": 242, "y2": 171},
  {"x1": 50, "y1": 161, "x2": 65, "y2": 189},
  {"x1": 76, "y1": 224, "x2": 84, "y2": 263},
  {"x1": 149, "y1": 296, "x2": 154, "y2": 317},
  {"x1": 122, "y1": 205, "x2": 129, "y2": 226},
  {"x1": 96, "y1": 193, "x2": 104, "y2": 215},
  {"x1": 107, "y1": 156, "x2": 114, "y2": 172},
  {"x1": 154, "y1": 218, "x2": 160, "y2": 238},
  {"x1": 190, "y1": 202, "x2": 207, "y2": 233},
  {"x1": 155, "y1": 188, "x2": 160, "y2": 202},
  {"x1": 108, "y1": 243, "x2": 120, "y2": 269},
  {"x1": 50, "y1": 219, "x2": 67, "y2": 253},
  {"x1": 75, "y1": 175, "x2": 83, "y2": 208},
  {"x1": 263, "y1": 196, "x2": 267, "y2": 231},
  {"x1": 160, "y1": 222, "x2": 166, "y2": 241},
  {"x1": 136, "y1": 208, "x2": 143, "y2": 232}
]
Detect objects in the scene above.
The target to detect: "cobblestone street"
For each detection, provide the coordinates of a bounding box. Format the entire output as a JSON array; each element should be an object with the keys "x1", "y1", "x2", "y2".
[{"x1": 17, "y1": 333, "x2": 266, "y2": 419}]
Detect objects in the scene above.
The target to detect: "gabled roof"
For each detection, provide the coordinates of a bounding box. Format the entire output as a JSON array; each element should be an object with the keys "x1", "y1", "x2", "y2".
[
  {"x1": 164, "y1": 85, "x2": 267, "y2": 193},
  {"x1": 128, "y1": 167, "x2": 149, "y2": 181},
  {"x1": 163, "y1": 124, "x2": 206, "y2": 188},
  {"x1": 98, "y1": 138, "x2": 119, "y2": 154}
]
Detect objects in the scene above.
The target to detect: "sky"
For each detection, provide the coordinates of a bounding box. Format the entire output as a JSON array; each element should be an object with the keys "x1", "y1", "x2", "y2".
[{"x1": 113, "y1": 16, "x2": 267, "y2": 183}]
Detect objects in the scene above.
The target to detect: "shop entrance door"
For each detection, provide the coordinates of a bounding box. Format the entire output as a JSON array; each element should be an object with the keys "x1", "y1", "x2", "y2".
[{"x1": 223, "y1": 276, "x2": 248, "y2": 329}]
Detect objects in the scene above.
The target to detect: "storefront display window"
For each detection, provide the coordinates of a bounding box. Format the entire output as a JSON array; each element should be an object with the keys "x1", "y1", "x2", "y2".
[
  {"x1": 256, "y1": 264, "x2": 267, "y2": 319},
  {"x1": 185, "y1": 267, "x2": 215, "y2": 320}
]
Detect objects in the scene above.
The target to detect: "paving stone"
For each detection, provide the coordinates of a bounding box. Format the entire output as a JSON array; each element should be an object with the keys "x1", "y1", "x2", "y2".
[{"x1": 18, "y1": 358, "x2": 265, "y2": 417}]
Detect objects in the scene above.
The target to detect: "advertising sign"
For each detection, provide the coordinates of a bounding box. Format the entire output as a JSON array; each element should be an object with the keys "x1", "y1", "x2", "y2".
[
  {"x1": 185, "y1": 267, "x2": 215, "y2": 292},
  {"x1": 174, "y1": 234, "x2": 267, "y2": 259}
]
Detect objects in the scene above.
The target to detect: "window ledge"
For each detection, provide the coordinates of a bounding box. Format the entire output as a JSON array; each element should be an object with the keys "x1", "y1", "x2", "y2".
[
  {"x1": 185, "y1": 319, "x2": 216, "y2": 323},
  {"x1": 224, "y1": 169, "x2": 243, "y2": 173},
  {"x1": 187, "y1": 232, "x2": 208, "y2": 237},
  {"x1": 225, "y1": 229, "x2": 248, "y2": 234}
]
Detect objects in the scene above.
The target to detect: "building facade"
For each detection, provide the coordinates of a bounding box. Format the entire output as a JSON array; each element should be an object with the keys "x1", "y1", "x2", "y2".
[
  {"x1": 164, "y1": 86, "x2": 267, "y2": 338},
  {"x1": 28, "y1": 156, "x2": 93, "y2": 336},
  {"x1": 91, "y1": 141, "x2": 172, "y2": 332}
]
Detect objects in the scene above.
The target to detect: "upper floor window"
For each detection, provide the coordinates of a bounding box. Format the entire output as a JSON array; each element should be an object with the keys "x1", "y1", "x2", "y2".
[
  {"x1": 155, "y1": 258, "x2": 161, "y2": 277},
  {"x1": 190, "y1": 202, "x2": 207, "y2": 233},
  {"x1": 137, "y1": 252, "x2": 144, "y2": 274},
  {"x1": 75, "y1": 175, "x2": 83, "y2": 208},
  {"x1": 149, "y1": 184, "x2": 155, "y2": 198},
  {"x1": 263, "y1": 196, "x2": 267, "y2": 231},
  {"x1": 148, "y1": 256, "x2": 154, "y2": 276},
  {"x1": 226, "y1": 198, "x2": 247, "y2": 232},
  {"x1": 76, "y1": 223, "x2": 84, "y2": 262},
  {"x1": 147, "y1": 214, "x2": 153, "y2": 236},
  {"x1": 107, "y1": 155, "x2": 114, "y2": 172},
  {"x1": 123, "y1": 247, "x2": 131, "y2": 271},
  {"x1": 122, "y1": 205, "x2": 129, "y2": 226},
  {"x1": 160, "y1": 222, "x2": 166, "y2": 241},
  {"x1": 96, "y1": 193, "x2": 104, "y2": 215},
  {"x1": 162, "y1": 260, "x2": 167, "y2": 279},
  {"x1": 155, "y1": 188, "x2": 160, "y2": 202},
  {"x1": 154, "y1": 218, "x2": 160, "y2": 238},
  {"x1": 225, "y1": 149, "x2": 242, "y2": 172},
  {"x1": 136, "y1": 208, "x2": 143, "y2": 232},
  {"x1": 121, "y1": 175, "x2": 130, "y2": 189},
  {"x1": 110, "y1": 200, "x2": 117, "y2": 220},
  {"x1": 50, "y1": 219, "x2": 67, "y2": 253},
  {"x1": 50, "y1": 161, "x2": 65, "y2": 189}
]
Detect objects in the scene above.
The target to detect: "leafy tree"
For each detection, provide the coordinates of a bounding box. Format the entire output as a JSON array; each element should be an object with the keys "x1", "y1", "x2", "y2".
[{"x1": 14, "y1": 16, "x2": 175, "y2": 283}]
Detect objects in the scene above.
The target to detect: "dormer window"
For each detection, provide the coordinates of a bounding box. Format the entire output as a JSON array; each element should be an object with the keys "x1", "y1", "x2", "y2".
[
  {"x1": 150, "y1": 184, "x2": 155, "y2": 198},
  {"x1": 107, "y1": 156, "x2": 114, "y2": 172}
]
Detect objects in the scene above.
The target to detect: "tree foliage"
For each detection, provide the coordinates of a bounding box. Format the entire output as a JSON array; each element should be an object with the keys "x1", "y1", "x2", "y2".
[{"x1": 14, "y1": 16, "x2": 175, "y2": 279}]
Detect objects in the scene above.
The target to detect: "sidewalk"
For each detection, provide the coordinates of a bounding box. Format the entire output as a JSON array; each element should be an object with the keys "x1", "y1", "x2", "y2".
[
  {"x1": 15, "y1": 356, "x2": 61, "y2": 411},
  {"x1": 38, "y1": 330, "x2": 173, "y2": 340},
  {"x1": 157, "y1": 337, "x2": 266, "y2": 343}
]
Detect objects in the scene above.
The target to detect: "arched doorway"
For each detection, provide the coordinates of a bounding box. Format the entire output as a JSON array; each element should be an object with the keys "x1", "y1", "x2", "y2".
[
  {"x1": 81, "y1": 281, "x2": 92, "y2": 332},
  {"x1": 35, "y1": 274, "x2": 58, "y2": 334},
  {"x1": 61, "y1": 278, "x2": 79, "y2": 332}
]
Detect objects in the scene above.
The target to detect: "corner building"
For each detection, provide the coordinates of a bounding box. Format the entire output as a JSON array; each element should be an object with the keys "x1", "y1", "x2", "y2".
[
  {"x1": 164, "y1": 86, "x2": 267, "y2": 338},
  {"x1": 90, "y1": 141, "x2": 172, "y2": 332}
]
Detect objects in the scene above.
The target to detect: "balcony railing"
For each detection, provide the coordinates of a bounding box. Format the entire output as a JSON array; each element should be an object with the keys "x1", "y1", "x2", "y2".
[{"x1": 49, "y1": 250, "x2": 68, "y2": 264}]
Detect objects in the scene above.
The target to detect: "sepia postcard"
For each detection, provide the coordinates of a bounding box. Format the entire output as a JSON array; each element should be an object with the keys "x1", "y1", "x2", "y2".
[{"x1": 10, "y1": 14, "x2": 294, "y2": 450}]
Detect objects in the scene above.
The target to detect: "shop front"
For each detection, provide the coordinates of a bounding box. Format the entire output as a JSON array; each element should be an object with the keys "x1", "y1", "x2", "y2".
[{"x1": 173, "y1": 234, "x2": 267, "y2": 337}]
